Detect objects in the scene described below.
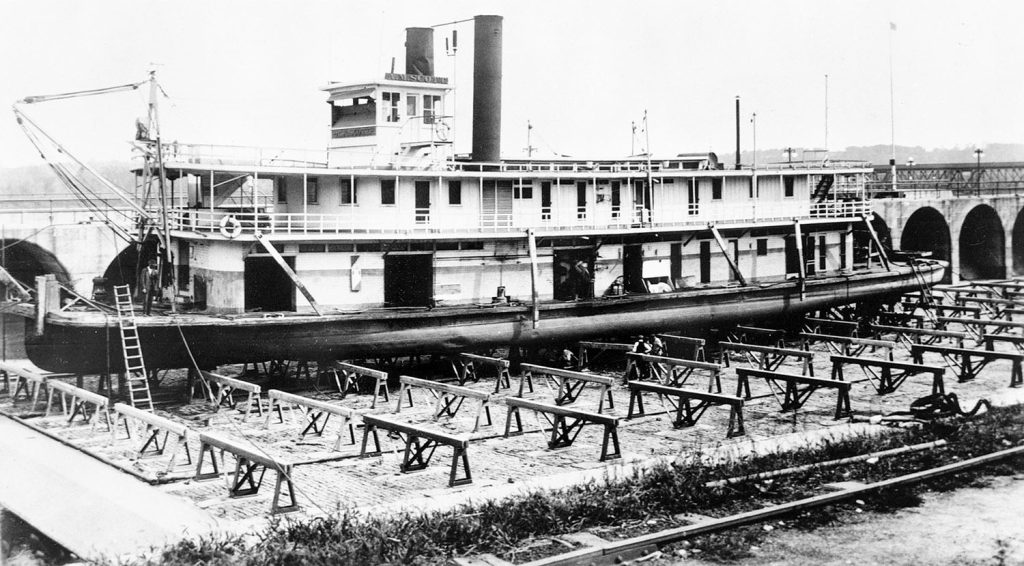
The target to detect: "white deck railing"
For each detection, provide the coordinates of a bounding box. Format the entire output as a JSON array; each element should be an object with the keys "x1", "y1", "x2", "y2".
[{"x1": 167, "y1": 199, "x2": 870, "y2": 237}]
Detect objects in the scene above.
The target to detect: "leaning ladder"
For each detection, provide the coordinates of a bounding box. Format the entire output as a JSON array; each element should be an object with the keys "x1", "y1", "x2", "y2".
[{"x1": 113, "y1": 284, "x2": 154, "y2": 411}]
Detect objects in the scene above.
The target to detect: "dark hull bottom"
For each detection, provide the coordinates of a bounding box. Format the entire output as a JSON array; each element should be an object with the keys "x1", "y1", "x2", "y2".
[{"x1": 24, "y1": 263, "x2": 945, "y2": 374}]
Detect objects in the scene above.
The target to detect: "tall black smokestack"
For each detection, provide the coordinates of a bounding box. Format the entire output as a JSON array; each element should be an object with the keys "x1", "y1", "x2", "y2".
[
  {"x1": 735, "y1": 96, "x2": 741, "y2": 170},
  {"x1": 405, "y1": 27, "x2": 434, "y2": 76},
  {"x1": 472, "y1": 15, "x2": 503, "y2": 162}
]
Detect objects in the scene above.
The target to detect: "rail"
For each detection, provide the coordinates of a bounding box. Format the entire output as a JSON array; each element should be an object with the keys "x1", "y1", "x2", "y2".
[
  {"x1": 866, "y1": 180, "x2": 1024, "y2": 199},
  {"x1": 166, "y1": 199, "x2": 870, "y2": 237}
]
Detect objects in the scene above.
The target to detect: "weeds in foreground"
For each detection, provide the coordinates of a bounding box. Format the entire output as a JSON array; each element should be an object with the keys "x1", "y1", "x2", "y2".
[{"x1": 122, "y1": 404, "x2": 1024, "y2": 566}]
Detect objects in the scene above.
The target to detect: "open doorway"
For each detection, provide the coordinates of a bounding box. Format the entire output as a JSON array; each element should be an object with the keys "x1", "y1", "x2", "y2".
[
  {"x1": 622, "y1": 244, "x2": 646, "y2": 293},
  {"x1": 553, "y1": 249, "x2": 594, "y2": 301},
  {"x1": 245, "y1": 256, "x2": 296, "y2": 312},
  {"x1": 384, "y1": 253, "x2": 433, "y2": 307}
]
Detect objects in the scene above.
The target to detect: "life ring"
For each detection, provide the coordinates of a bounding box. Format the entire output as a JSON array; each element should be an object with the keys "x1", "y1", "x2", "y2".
[
  {"x1": 434, "y1": 119, "x2": 451, "y2": 142},
  {"x1": 219, "y1": 215, "x2": 243, "y2": 239}
]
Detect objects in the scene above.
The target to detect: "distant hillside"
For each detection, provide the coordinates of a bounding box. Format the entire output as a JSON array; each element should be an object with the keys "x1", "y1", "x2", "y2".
[
  {"x1": 721, "y1": 143, "x2": 1024, "y2": 168},
  {"x1": 0, "y1": 161, "x2": 134, "y2": 200}
]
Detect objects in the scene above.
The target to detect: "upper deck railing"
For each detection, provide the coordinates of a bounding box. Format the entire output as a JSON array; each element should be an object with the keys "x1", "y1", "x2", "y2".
[
  {"x1": 166, "y1": 199, "x2": 869, "y2": 238},
  {"x1": 157, "y1": 142, "x2": 872, "y2": 175}
]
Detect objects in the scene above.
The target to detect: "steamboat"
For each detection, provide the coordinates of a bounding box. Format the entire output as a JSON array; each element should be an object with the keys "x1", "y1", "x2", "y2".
[{"x1": 8, "y1": 15, "x2": 944, "y2": 375}]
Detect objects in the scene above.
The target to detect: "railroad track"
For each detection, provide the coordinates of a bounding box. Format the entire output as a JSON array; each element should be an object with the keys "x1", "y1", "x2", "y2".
[{"x1": 458, "y1": 443, "x2": 1024, "y2": 566}]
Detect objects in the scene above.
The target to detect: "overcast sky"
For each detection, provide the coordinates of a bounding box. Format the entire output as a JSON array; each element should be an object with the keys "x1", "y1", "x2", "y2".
[{"x1": 2, "y1": 0, "x2": 1022, "y2": 168}]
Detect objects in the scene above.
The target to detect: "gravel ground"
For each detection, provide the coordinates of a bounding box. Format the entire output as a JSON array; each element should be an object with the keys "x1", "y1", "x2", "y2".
[{"x1": 664, "y1": 473, "x2": 1024, "y2": 566}]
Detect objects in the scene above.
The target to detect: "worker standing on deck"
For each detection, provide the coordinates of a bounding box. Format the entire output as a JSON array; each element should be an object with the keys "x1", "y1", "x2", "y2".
[{"x1": 141, "y1": 258, "x2": 160, "y2": 315}]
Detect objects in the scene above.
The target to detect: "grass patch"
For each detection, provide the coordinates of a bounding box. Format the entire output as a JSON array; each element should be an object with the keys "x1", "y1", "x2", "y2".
[{"x1": 120, "y1": 404, "x2": 1024, "y2": 566}]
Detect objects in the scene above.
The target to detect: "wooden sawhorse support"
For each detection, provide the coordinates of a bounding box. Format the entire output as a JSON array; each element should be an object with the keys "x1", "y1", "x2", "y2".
[
  {"x1": 395, "y1": 375, "x2": 493, "y2": 432},
  {"x1": 265, "y1": 389, "x2": 358, "y2": 451},
  {"x1": 830, "y1": 355, "x2": 945, "y2": 396},
  {"x1": 335, "y1": 362, "x2": 390, "y2": 408},
  {"x1": 113, "y1": 402, "x2": 192, "y2": 472},
  {"x1": 195, "y1": 431, "x2": 298, "y2": 513},
  {"x1": 735, "y1": 367, "x2": 852, "y2": 419},
  {"x1": 626, "y1": 381, "x2": 745, "y2": 438},
  {"x1": 503, "y1": 397, "x2": 621, "y2": 461},
  {"x1": 519, "y1": 363, "x2": 615, "y2": 413},
  {"x1": 360, "y1": 414, "x2": 472, "y2": 487}
]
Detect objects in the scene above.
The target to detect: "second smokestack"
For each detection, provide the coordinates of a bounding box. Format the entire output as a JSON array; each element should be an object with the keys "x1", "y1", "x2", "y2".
[
  {"x1": 472, "y1": 15, "x2": 503, "y2": 162},
  {"x1": 735, "y1": 96, "x2": 741, "y2": 170},
  {"x1": 405, "y1": 27, "x2": 434, "y2": 76}
]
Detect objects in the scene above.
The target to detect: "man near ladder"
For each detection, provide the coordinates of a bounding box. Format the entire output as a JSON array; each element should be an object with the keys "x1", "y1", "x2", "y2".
[{"x1": 141, "y1": 258, "x2": 161, "y2": 315}]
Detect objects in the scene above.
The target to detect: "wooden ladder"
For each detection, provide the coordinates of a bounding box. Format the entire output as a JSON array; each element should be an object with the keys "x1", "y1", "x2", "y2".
[{"x1": 113, "y1": 284, "x2": 153, "y2": 411}]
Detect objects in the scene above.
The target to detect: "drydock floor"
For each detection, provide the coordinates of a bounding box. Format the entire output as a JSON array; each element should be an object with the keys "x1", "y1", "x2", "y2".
[{"x1": 2, "y1": 333, "x2": 1024, "y2": 561}]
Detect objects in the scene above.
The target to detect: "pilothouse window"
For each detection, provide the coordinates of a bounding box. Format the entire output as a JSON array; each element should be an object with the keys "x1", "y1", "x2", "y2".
[
  {"x1": 423, "y1": 95, "x2": 441, "y2": 124},
  {"x1": 383, "y1": 92, "x2": 400, "y2": 122}
]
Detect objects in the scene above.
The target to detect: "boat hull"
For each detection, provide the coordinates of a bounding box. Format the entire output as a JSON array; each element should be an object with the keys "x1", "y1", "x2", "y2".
[{"x1": 23, "y1": 262, "x2": 945, "y2": 374}]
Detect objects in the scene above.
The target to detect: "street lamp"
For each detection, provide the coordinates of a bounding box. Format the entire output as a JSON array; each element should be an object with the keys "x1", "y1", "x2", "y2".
[
  {"x1": 974, "y1": 148, "x2": 984, "y2": 192},
  {"x1": 906, "y1": 157, "x2": 914, "y2": 186}
]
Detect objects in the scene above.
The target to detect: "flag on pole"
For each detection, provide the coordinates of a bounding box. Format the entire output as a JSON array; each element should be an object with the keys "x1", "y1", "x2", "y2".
[{"x1": 890, "y1": 22, "x2": 897, "y2": 31}]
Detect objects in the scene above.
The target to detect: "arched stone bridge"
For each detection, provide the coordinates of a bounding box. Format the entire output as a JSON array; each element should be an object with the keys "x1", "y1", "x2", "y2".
[{"x1": 868, "y1": 161, "x2": 1024, "y2": 282}]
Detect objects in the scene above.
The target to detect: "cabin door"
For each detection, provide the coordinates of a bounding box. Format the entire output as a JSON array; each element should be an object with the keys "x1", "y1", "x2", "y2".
[
  {"x1": 482, "y1": 180, "x2": 513, "y2": 227},
  {"x1": 553, "y1": 249, "x2": 593, "y2": 301},
  {"x1": 804, "y1": 235, "x2": 816, "y2": 276},
  {"x1": 384, "y1": 253, "x2": 434, "y2": 307},
  {"x1": 414, "y1": 181, "x2": 431, "y2": 224},
  {"x1": 623, "y1": 245, "x2": 646, "y2": 293},
  {"x1": 687, "y1": 179, "x2": 699, "y2": 216},
  {"x1": 245, "y1": 256, "x2": 297, "y2": 312},
  {"x1": 699, "y1": 241, "x2": 712, "y2": 284}
]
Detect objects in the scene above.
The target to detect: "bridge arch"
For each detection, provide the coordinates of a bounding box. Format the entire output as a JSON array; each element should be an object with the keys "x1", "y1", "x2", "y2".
[
  {"x1": 900, "y1": 207, "x2": 952, "y2": 282},
  {"x1": 1012, "y1": 208, "x2": 1024, "y2": 276},
  {"x1": 0, "y1": 239, "x2": 72, "y2": 289},
  {"x1": 958, "y1": 204, "x2": 1005, "y2": 280},
  {"x1": 101, "y1": 238, "x2": 161, "y2": 291}
]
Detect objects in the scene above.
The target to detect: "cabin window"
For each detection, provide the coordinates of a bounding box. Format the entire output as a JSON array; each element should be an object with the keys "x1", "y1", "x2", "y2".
[
  {"x1": 514, "y1": 179, "x2": 533, "y2": 199},
  {"x1": 382, "y1": 91, "x2": 400, "y2": 122},
  {"x1": 818, "y1": 235, "x2": 828, "y2": 271},
  {"x1": 712, "y1": 178, "x2": 723, "y2": 200},
  {"x1": 340, "y1": 178, "x2": 357, "y2": 205},
  {"x1": 406, "y1": 96, "x2": 417, "y2": 119},
  {"x1": 299, "y1": 244, "x2": 327, "y2": 253},
  {"x1": 381, "y1": 179, "x2": 396, "y2": 205},
  {"x1": 328, "y1": 243, "x2": 355, "y2": 252},
  {"x1": 276, "y1": 181, "x2": 287, "y2": 203},
  {"x1": 423, "y1": 95, "x2": 441, "y2": 124},
  {"x1": 756, "y1": 238, "x2": 768, "y2": 256},
  {"x1": 305, "y1": 178, "x2": 319, "y2": 204},
  {"x1": 784, "y1": 176, "x2": 795, "y2": 197},
  {"x1": 448, "y1": 180, "x2": 462, "y2": 205}
]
